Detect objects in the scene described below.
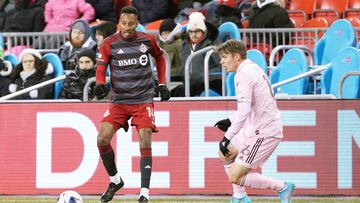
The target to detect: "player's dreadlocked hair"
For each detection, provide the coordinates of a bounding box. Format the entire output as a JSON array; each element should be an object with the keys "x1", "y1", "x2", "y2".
[{"x1": 120, "y1": 6, "x2": 138, "y2": 16}]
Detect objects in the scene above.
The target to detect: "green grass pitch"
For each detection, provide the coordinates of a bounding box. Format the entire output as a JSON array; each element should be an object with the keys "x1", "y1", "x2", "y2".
[{"x1": 0, "y1": 196, "x2": 359, "y2": 203}]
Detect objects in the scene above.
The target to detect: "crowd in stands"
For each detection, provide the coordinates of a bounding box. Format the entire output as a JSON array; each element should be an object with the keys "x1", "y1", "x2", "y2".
[
  {"x1": 0, "y1": 0, "x2": 358, "y2": 100},
  {"x1": 8, "y1": 48, "x2": 54, "y2": 99}
]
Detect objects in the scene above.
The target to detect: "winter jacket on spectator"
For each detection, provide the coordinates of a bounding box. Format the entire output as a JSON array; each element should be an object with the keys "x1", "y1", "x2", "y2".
[
  {"x1": 60, "y1": 47, "x2": 96, "y2": 100},
  {"x1": 132, "y1": 0, "x2": 171, "y2": 24},
  {"x1": 86, "y1": 0, "x2": 116, "y2": 23},
  {"x1": 2, "y1": 0, "x2": 45, "y2": 32},
  {"x1": 8, "y1": 49, "x2": 54, "y2": 99},
  {"x1": 44, "y1": 0, "x2": 94, "y2": 32},
  {"x1": 59, "y1": 67, "x2": 95, "y2": 100},
  {"x1": 182, "y1": 20, "x2": 221, "y2": 96},
  {"x1": 58, "y1": 19, "x2": 96, "y2": 70},
  {"x1": 158, "y1": 19, "x2": 184, "y2": 81},
  {"x1": 209, "y1": 3, "x2": 243, "y2": 28},
  {"x1": 248, "y1": 0, "x2": 293, "y2": 45},
  {"x1": 0, "y1": 60, "x2": 11, "y2": 96}
]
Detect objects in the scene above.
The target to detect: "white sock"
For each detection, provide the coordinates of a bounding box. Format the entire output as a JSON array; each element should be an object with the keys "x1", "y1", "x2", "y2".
[
  {"x1": 279, "y1": 183, "x2": 288, "y2": 192},
  {"x1": 233, "y1": 191, "x2": 247, "y2": 199},
  {"x1": 110, "y1": 172, "x2": 121, "y2": 184},
  {"x1": 140, "y1": 188, "x2": 149, "y2": 199}
]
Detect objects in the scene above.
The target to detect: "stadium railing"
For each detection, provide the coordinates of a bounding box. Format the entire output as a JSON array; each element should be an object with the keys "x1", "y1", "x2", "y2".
[
  {"x1": 1, "y1": 27, "x2": 360, "y2": 99},
  {"x1": 1, "y1": 32, "x2": 68, "y2": 54},
  {"x1": 1, "y1": 27, "x2": 359, "y2": 56},
  {"x1": 184, "y1": 46, "x2": 216, "y2": 97},
  {"x1": 338, "y1": 71, "x2": 360, "y2": 98},
  {"x1": 0, "y1": 75, "x2": 66, "y2": 101}
]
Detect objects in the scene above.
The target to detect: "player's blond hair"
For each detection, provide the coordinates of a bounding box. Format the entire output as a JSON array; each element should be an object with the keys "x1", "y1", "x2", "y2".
[{"x1": 217, "y1": 39, "x2": 247, "y2": 59}]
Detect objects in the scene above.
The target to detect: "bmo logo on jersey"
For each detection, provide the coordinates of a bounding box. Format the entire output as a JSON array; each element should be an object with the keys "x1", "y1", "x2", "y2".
[
  {"x1": 117, "y1": 54, "x2": 148, "y2": 67},
  {"x1": 118, "y1": 58, "x2": 137, "y2": 66}
]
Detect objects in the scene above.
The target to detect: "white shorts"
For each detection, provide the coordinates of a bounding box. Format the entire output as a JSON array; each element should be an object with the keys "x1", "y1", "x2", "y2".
[{"x1": 231, "y1": 134, "x2": 281, "y2": 169}]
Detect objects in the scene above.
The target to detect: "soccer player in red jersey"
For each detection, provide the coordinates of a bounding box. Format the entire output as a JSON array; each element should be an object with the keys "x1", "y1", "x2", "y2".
[{"x1": 94, "y1": 6, "x2": 170, "y2": 203}]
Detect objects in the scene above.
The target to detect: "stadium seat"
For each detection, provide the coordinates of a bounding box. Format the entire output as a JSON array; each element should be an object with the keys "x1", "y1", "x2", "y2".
[
  {"x1": 288, "y1": 0, "x2": 318, "y2": 27},
  {"x1": 217, "y1": 22, "x2": 241, "y2": 42},
  {"x1": 314, "y1": 19, "x2": 355, "y2": 65},
  {"x1": 199, "y1": 89, "x2": 221, "y2": 97},
  {"x1": 301, "y1": 17, "x2": 329, "y2": 29},
  {"x1": 344, "y1": 0, "x2": 360, "y2": 18},
  {"x1": 269, "y1": 48, "x2": 309, "y2": 95},
  {"x1": 293, "y1": 17, "x2": 329, "y2": 50},
  {"x1": 312, "y1": 0, "x2": 350, "y2": 24},
  {"x1": 42, "y1": 53, "x2": 64, "y2": 99},
  {"x1": 145, "y1": 19, "x2": 164, "y2": 31},
  {"x1": 201, "y1": 22, "x2": 241, "y2": 97},
  {"x1": 226, "y1": 50, "x2": 267, "y2": 96},
  {"x1": 320, "y1": 47, "x2": 360, "y2": 98},
  {"x1": 246, "y1": 49, "x2": 267, "y2": 73},
  {"x1": 136, "y1": 24, "x2": 148, "y2": 33},
  {"x1": 0, "y1": 32, "x2": 3, "y2": 48},
  {"x1": 4, "y1": 54, "x2": 19, "y2": 68},
  {"x1": 346, "y1": 16, "x2": 360, "y2": 27},
  {"x1": 226, "y1": 72, "x2": 236, "y2": 96},
  {"x1": 346, "y1": 16, "x2": 360, "y2": 36},
  {"x1": 242, "y1": 19, "x2": 249, "y2": 28}
]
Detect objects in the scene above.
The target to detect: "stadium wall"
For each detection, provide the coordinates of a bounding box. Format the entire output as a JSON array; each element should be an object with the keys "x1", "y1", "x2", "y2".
[{"x1": 0, "y1": 100, "x2": 359, "y2": 195}]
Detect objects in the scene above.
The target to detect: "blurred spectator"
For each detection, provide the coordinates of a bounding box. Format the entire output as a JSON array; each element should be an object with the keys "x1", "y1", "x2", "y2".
[
  {"x1": 8, "y1": 48, "x2": 54, "y2": 99},
  {"x1": 1, "y1": 0, "x2": 45, "y2": 32},
  {"x1": 86, "y1": 0, "x2": 116, "y2": 23},
  {"x1": 178, "y1": 0, "x2": 211, "y2": 10},
  {"x1": 60, "y1": 48, "x2": 96, "y2": 100},
  {"x1": 0, "y1": 59, "x2": 12, "y2": 96},
  {"x1": 208, "y1": 0, "x2": 243, "y2": 28},
  {"x1": 132, "y1": 0, "x2": 174, "y2": 24},
  {"x1": 174, "y1": 0, "x2": 205, "y2": 24},
  {"x1": 113, "y1": 0, "x2": 131, "y2": 22},
  {"x1": 43, "y1": 0, "x2": 94, "y2": 32},
  {"x1": 181, "y1": 12, "x2": 221, "y2": 96},
  {"x1": 2, "y1": 0, "x2": 15, "y2": 13},
  {"x1": 0, "y1": 0, "x2": 8, "y2": 11},
  {"x1": 58, "y1": 19, "x2": 96, "y2": 71},
  {"x1": 274, "y1": 0, "x2": 285, "y2": 8},
  {"x1": 248, "y1": 0, "x2": 293, "y2": 45},
  {"x1": 95, "y1": 21, "x2": 116, "y2": 47},
  {"x1": 158, "y1": 18, "x2": 184, "y2": 82}
]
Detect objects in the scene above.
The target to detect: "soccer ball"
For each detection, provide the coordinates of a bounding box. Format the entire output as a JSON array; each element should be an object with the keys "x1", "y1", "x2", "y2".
[{"x1": 57, "y1": 190, "x2": 83, "y2": 203}]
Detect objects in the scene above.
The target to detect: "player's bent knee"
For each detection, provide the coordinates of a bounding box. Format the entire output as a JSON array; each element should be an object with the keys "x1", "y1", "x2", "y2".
[
  {"x1": 218, "y1": 145, "x2": 238, "y2": 164},
  {"x1": 97, "y1": 122, "x2": 115, "y2": 145},
  {"x1": 228, "y1": 171, "x2": 242, "y2": 184},
  {"x1": 97, "y1": 135, "x2": 110, "y2": 146}
]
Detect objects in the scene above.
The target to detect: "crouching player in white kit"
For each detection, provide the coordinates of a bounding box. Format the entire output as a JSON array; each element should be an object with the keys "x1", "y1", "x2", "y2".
[{"x1": 214, "y1": 40, "x2": 295, "y2": 203}]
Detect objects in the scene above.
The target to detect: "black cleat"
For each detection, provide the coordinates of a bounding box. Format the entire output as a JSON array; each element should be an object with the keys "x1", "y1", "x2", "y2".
[
  {"x1": 100, "y1": 178, "x2": 124, "y2": 202},
  {"x1": 138, "y1": 195, "x2": 149, "y2": 203}
]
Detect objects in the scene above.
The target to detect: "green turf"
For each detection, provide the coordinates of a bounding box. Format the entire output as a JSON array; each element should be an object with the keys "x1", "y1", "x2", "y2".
[{"x1": 0, "y1": 197, "x2": 360, "y2": 203}]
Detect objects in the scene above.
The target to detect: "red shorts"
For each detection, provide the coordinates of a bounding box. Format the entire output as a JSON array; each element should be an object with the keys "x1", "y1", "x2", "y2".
[{"x1": 101, "y1": 103, "x2": 158, "y2": 132}]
